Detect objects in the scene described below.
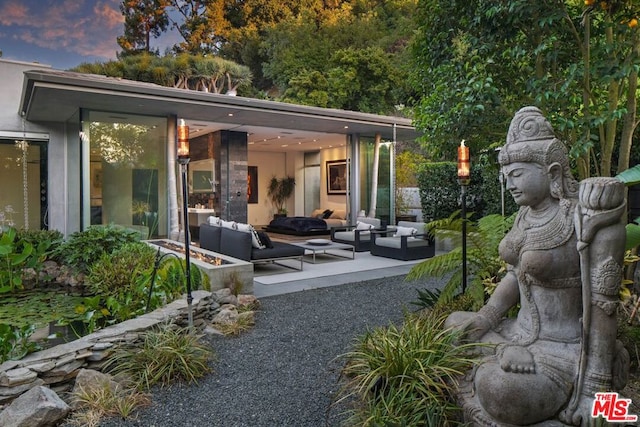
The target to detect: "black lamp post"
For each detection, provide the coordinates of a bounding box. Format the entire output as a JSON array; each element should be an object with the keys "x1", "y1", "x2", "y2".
[
  {"x1": 177, "y1": 119, "x2": 193, "y2": 328},
  {"x1": 457, "y1": 140, "x2": 470, "y2": 293}
]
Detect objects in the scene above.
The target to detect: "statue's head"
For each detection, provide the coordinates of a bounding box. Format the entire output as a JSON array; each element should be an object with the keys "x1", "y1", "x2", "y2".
[{"x1": 499, "y1": 106, "x2": 578, "y2": 201}]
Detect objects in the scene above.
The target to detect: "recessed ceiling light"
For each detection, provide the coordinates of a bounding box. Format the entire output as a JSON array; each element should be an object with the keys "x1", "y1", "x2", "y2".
[{"x1": 228, "y1": 113, "x2": 234, "y2": 117}]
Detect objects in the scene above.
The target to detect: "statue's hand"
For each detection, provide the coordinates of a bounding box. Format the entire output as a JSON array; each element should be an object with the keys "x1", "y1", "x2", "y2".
[
  {"x1": 461, "y1": 313, "x2": 493, "y2": 343},
  {"x1": 558, "y1": 396, "x2": 592, "y2": 426},
  {"x1": 499, "y1": 346, "x2": 536, "y2": 374}
]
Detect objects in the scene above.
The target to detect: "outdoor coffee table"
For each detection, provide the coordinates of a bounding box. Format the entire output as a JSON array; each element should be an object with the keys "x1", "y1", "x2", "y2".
[{"x1": 291, "y1": 239, "x2": 355, "y2": 264}]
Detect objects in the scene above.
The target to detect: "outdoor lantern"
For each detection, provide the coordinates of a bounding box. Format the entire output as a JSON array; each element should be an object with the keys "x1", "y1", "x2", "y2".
[
  {"x1": 457, "y1": 139, "x2": 470, "y2": 184},
  {"x1": 177, "y1": 119, "x2": 190, "y2": 162},
  {"x1": 177, "y1": 118, "x2": 193, "y2": 327},
  {"x1": 457, "y1": 139, "x2": 470, "y2": 293}
]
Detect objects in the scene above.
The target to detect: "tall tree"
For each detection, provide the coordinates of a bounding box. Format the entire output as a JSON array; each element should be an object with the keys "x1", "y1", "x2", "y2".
[
  {"x1": 117, "y1": 0, "x2": 170, "y2": 56},
  {"x1": 411, "y1": 0, "x2": 640, "y2": 177}
]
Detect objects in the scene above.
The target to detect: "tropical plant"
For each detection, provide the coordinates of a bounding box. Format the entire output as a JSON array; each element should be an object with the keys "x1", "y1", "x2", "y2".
[
  {"x1": 0, "y1": 227, "x2": 33, "y2": 293},
  {"x1": 337, "y1": 310, "x2": 479, "y2": 426},
  {"x1": 407, "y1": 212, "x2": 515, "y2": 310},
  {"x1": 52, "y1": 225, "x2": 141, "y2": 274},
  {"x1": 0, "y1": 323, "x2": 40, "y2": 363},
  {"x1": 267, "y1": 176, "x2": 295, "y2": 215},
  {"x1": 103, "y1": 323, "x2": 213, "y2": 391},
  {"x1": 0, "y1": 227, "x2": 58, "y2": 293}
]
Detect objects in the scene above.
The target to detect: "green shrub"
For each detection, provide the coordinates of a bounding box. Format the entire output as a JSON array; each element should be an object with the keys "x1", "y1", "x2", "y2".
[
  {"x1": 81, "y1": 246, "x2": 209, "y2": 327},
  {"x1": 416, "y1": 157, "x2": 517, "y2": 222},
  {"x1": 52, "y1": 225, "x2": 141, "y2": 273},
  {"x1": 103, "y1": 323, "x2": 213, "y2": 390},
  {"x1": 87, "y1": 242, "x2": 156, "y2": 297},
  {"x1": 338, "y1": 311, "x2": 478, "y2": 426}
]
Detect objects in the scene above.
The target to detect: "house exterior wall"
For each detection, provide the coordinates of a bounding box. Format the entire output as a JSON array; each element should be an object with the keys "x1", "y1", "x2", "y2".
[{"x1": 0, "y1": 60, "x2": 75, "y2": 234}]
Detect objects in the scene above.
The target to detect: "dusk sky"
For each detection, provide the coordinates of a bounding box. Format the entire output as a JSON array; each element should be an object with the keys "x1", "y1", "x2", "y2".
[{"x1": 0, "y1": 0, "x2": 178, "y2": 70}]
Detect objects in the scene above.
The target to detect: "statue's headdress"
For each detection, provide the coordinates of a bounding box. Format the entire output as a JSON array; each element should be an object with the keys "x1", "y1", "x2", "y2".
[{"x1": 498, "y1": 106, "x2": 569, "y2": 172}]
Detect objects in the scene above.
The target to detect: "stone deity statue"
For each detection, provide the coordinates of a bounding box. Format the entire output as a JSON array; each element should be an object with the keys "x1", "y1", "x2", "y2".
[{"x1": 446, "y1": 106, "x2": 630, "y2": 426}]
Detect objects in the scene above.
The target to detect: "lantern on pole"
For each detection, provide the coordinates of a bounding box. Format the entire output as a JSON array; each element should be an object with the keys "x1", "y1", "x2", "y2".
[
  {"x1": 177, "y1": 119, "x2": 193, "y2": 327},
  {"x1": 457, "y1": 140, "x2": 470, "y2": 293}
]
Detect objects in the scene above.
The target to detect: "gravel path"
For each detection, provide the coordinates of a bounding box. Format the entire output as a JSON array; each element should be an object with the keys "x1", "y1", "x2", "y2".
[{"x1": 98, "y1": 274, "x2": 443, "y2": 427}]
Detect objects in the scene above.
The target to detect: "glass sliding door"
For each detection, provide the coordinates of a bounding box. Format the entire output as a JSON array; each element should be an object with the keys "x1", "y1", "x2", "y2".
[
  {"x1": 358, "y1": 137, "x2": 391, "y2": 224},
  {"x1": 0, "y1": 139, "x2": 47, "y2": 230},
  {"x1": 81, "y1": 111, "x2": 168, "y2": 238},
  {"x1": 304, "y1": 151, "x2": 321, "y2": 215}
]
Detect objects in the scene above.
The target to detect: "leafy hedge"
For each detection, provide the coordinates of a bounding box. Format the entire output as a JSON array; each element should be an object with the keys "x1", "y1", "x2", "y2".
[{"x1": 416, "y1": 159, "x2": 517, "y2": 222}]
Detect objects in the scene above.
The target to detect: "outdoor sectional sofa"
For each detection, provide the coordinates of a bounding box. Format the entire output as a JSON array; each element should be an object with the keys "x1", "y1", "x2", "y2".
[{"x1": 199, "y1": 222, "x2": 305, "y2": 270}]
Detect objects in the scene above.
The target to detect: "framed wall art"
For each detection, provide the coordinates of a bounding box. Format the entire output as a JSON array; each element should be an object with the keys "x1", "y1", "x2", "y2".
[
  {"x1": 247, "y1": 166, "x2": 258, "y2": 203},
  {"x1": 326, "y1": 160, "x2": 347, "y2": 195}
]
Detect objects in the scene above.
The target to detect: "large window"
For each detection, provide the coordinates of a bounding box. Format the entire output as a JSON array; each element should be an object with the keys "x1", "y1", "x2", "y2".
[
  {"x1": 82, "y1": 112, "x2": 168, "y2": 238},
  {"x1": 358, "y1": 137, "x2": 391, "y2": 223},
  {"x1": 0, "y1": 139, "x2": 47, "y2": 230}
]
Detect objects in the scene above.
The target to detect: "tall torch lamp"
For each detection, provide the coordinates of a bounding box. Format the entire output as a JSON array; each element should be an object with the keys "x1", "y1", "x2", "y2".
[
  {"x1": 177, "y1": 119, "x2": 193, "y2": 328},
  {"x1": 457, "y1": 140, "x2": 470, "y2": 293}
]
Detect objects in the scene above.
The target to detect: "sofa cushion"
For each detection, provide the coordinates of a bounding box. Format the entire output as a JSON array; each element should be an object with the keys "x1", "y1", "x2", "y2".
[
  {"x1": 332, "y1": 230, "x2": 371, "y2": 242},
  {"x1": 251, "y1": 241, "x2": 305, "y2": 260},
  {"x1": 375, "y1": 236, "x2": 431, "y2": 249},
  {"x1": 207, "y1": 216, "x2": 221, "y2": 226},
  {"x1": 220, "y1": 227, "x2": 252, "y2": 261},
  {"x1": 397, "y1": 221, "x2": 426, "y2": 232},
  {"x1": 199, "y1": 223, "x2": 221, "y2": 253}
]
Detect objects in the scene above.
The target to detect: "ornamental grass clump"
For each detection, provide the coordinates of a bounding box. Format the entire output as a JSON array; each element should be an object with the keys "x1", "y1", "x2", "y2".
[
  {"x1": 337, "y1": 310, "x2": 479, "y2": 426},
  {"x1": 66, "y1": 381, "x2": 151, "y2": 427},
  {"x1": 103, "y1": 322, "x2": 213, "y2": 391}
]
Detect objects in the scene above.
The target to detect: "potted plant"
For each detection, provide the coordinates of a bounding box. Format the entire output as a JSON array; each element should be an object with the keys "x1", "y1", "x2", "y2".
[{"x1": 267, "y1": 175, "x2": 295, "y2": 217}]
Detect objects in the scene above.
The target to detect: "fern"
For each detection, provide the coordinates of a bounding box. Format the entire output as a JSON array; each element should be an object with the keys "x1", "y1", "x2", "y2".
[{"x1": 407, "y1": 212, "x2": 515, "y2": 310}]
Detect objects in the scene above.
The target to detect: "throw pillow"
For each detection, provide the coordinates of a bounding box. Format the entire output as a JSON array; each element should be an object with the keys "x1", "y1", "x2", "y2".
[
  {"x1": 355, "y1": 221, "x2": 374, "y2": 231},
  {"x1": 393, "y1": 226, "x2": 417, "y2": 237},
  {"x1": 257, "y1": 231, "x2": 274, "y2": 249},
  {"x1": 322, "y1": 209, "x2": 333, "y2": 219},
  {"x1": 234, "y1": 222, "x2": 265, "y2": 249},
  {"x1": 208, "y1": 216, "x2": 221, "y2": 226},
  {"x1": 220, "y1": 220, "x2": 235, "y2": 229}
]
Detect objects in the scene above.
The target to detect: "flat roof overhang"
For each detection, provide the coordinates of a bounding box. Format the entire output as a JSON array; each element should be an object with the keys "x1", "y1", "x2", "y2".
[{"x1": 19, "y1": 69, "x2": 419, "y2": 142}]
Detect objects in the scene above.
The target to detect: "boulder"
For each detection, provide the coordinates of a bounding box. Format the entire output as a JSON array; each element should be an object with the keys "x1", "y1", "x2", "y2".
[{"x1": 0, "y1": 385, "x2": 69, "y2": 427}]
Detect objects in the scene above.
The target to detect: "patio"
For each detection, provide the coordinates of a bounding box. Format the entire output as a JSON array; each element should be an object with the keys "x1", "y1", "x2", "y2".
[{"x1": 252, "y1": 248, "x2": 427, "y2": 298}]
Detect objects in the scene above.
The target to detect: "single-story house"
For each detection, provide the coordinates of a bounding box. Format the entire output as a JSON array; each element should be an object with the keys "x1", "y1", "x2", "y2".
[{"x1": 0, "y1": 58, "x2": 419, "y2": 239}]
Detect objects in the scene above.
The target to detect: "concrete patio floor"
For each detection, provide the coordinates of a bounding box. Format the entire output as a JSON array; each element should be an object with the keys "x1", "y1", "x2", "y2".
[{"x1": 252, "y1": 248, "x2": 426, "y2": 298}]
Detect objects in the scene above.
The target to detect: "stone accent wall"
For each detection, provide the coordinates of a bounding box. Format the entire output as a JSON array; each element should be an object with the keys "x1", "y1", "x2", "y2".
[
  {"x1": 0, "y1": 290, "x2": 216, "y2": 405},
  {"x1": 215, "y1": 130, "x2": 248, "y2": 223}
]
